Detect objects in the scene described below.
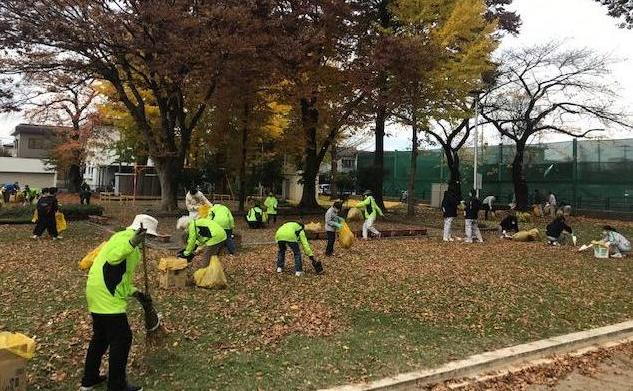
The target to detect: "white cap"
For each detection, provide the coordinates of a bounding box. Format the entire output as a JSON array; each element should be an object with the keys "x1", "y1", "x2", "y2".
[{"x1": 127, "y1": 214, "x2": 159, "y2": 236}]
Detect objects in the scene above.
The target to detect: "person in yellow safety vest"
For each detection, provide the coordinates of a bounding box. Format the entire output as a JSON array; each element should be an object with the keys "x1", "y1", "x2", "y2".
[
  {"x1": 81, "y1": 214, "x2": 159, "y2": 391},
  {"x1": 264, "y1": 192, "x2": 279, "y2": 224},
  {"x1": 355, "y1": 190, "x2": 383, "y2": 240},
  {"x1": 177, "y1": 217, "x2": 227, "y2": 264},
  {"x1": 209, "y1": 203, "x2": 236, "y2": 255},
  {"x1": 275, "y1": 221, "x2": 323, "y2": 276},
  {"x1": 245, "y1": 202, "x2": 265, "y2": 229}
]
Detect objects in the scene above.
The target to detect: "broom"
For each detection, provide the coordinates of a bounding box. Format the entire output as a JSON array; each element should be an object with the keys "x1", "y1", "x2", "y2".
[{"x1": 138, "y1": 224, "x2": 167, "y2": 346}]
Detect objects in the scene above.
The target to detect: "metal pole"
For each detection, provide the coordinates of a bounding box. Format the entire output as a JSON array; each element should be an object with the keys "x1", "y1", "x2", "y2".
[{"x1": 473, "y1": 96, "x2": 480, "y2": 197}]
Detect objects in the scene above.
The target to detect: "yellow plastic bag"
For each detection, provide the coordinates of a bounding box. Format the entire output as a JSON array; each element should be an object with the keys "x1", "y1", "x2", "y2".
[
  {"x1": 158, "y1": 257, "x2": 188, "y2": 272},
  {"x1": 198, "y1": 204, "x2": 210, "y2": 219},
  {"x1": 31, "y1": 209, "x2": 38, "y2": 223},
  {"x1": 512, "y1": 228, "x2": 541, "y2": 242},
  {"x1": 346, "y1": 207, "x2": 362, "y2": 221},
  {"x1": 193, "y1": 256, "x2": 227, "y2": 289},
  {"x1": 338, "y1": 221, "x2": 355, "y2": 249},
  {"x1": 55, "y1": 212, "x2": 67, "y2": 232},
  {"x1": 79, "y1": 241, "x2": 106, "y2": 270},
  {"x1": 0, "y1": 332, "x2": 36, "y2": 359},
  {"x1": 304, "y1": 221, "x2": 322, "y2": 232}
]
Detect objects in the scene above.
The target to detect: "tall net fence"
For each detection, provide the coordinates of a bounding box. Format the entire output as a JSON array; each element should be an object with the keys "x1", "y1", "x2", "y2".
[{"x1": 357, "y1": 138, "x2": 633, "y2": 212}]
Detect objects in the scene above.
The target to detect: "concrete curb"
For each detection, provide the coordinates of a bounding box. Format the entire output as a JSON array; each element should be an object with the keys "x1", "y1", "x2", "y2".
[{"x1": 322, "y1": 320, "x2": 633, "y2": 391}]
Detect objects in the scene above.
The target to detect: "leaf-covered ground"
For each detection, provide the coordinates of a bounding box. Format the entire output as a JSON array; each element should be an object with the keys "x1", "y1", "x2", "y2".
[{"x1": 2, "y1": 210, "x2": 633, "y2": 390}]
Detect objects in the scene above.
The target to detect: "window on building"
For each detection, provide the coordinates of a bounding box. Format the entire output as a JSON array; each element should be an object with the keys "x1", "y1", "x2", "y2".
[
  {"x1": 27, "y1": 138, "x2": 46, "y2": 150},
  {"x1": 341, "y1": 158, "x2": 354, "y2": 169}
]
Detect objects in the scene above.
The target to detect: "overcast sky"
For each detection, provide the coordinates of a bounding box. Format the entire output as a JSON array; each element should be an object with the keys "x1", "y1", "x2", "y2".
[{"x1": 2, "y1": 0, "x2": 632, "y2": 150}]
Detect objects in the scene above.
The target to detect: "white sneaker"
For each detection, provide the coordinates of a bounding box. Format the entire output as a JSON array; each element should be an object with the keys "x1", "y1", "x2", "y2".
[
  {"x1": 443, "y1": 238, "x2": 450, "y2": 242},
  {"x1": 31, "y1": 235, "x2": 39, "y2": 240},
  {"x1": 276, "y1": 267, "x2": 283, "y2": 273},
  {"x1": 612, "y1": 253, "x2": 623, "y2": 259},
  {"x1": 295, "y1": 271, "x2": 305, "y2": 277}
]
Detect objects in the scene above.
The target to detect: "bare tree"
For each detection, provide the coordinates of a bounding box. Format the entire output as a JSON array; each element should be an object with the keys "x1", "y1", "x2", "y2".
[
  {"x1": 426, "y1": 116, "x2": 476, "y2": 200},
  {"x1": 480, "y1": 42, "x2": 632, "y2": 210}
]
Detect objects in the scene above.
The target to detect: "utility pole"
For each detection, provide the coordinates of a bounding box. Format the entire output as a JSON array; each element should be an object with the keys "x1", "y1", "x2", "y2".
[{"x1": 471, "y1": 91, "x2": 482, "y2": 197}]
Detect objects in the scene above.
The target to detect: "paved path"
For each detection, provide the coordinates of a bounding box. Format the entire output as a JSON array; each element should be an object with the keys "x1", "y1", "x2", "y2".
[{"x1": 529, "y1": 352, "x2": 633, "y2": 391}]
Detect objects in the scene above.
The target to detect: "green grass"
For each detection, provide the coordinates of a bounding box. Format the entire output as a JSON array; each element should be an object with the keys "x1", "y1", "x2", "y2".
[{"x1": 2, "y1": 212, "x2": 633, "y2": 390}]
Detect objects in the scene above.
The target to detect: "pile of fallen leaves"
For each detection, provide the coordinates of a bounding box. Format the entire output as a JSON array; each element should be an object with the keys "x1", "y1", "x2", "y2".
[{"x1": 2, "y1": 211, "x2": 633, "y2": 390}]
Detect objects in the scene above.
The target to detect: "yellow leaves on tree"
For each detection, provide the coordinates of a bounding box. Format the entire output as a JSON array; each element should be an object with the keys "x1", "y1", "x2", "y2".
[{"x1": 391, "y1": 0, "x2": 497, "y2": 117}]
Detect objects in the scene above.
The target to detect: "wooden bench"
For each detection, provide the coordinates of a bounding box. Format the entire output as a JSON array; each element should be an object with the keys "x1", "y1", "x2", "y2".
[{"x1": 306, "y1": 228, "x2": 427, "y2": 240}]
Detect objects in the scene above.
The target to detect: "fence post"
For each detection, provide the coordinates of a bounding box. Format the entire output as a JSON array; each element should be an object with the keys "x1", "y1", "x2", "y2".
[{"x1": 606, "y1": 197, "x2": 610, "y2": 210}]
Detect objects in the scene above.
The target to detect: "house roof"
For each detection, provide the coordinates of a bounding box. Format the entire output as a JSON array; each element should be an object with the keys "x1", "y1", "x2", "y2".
[
  {"x1": 0, "y1": 157, "x2": 55, "y2": 174},
  {"x1": 11, "y1": 123, "x2": 70, "y2": 137}
]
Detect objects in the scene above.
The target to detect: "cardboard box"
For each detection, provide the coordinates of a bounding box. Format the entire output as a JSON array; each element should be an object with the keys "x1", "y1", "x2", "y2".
[
  {"x1": 0, "y1": 350, "x2": 27, "y2": 391},
  {"x1": 159, "y1": 269, "x2": 187, "y2": 289}
]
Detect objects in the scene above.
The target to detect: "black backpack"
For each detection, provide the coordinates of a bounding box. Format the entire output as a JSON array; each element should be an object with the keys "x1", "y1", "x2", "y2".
[{"x1": 37, "y1": 196, "x2": 54, "y2": 216}]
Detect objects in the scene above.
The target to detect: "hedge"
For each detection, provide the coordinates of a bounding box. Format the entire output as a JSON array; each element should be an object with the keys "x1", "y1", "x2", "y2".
[{"x1": 0, "y1": 204, "x2": 103, "y2": 223}]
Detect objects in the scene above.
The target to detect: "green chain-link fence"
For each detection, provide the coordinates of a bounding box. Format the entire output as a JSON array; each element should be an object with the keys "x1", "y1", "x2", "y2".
[{"x1": 357, "y1": 138, "x2": 633, "y2": 212}]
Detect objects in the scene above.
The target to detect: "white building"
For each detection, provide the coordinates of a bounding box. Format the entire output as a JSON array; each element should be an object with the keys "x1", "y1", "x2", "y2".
[
  {"x1": 83, "y1": 127, "x2": 159, "y2": 195},
  {"x1": 0, "y1": 157, "x2": 57, "y2": 188}
]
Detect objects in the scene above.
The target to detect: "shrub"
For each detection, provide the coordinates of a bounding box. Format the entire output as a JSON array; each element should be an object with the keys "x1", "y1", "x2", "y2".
[
  {"x1": 0, "y1": 204, "x2": 103, "y2": 222},
  {"x1": 60, "y1": 204, "x2": 104, "y2": 220}
]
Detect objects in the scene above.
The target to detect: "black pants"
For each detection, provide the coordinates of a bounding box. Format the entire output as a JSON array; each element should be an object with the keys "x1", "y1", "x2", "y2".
[
  {"x1": 80, "y1": 192, "x2": 91, "y2": 205},
  {"x1": 223, "y1": 229, "x2": 236, "y2": 255},
  {"x1": 325, "y1": 231, "x2": 336, "y2": 256},
  {"x1": 82, "y1": 313, "x2": 132, "y2": 391},
  {"x1": 268, "y1": 214, "x2": 277, "y2": 223},
  {"x1": 2, "y1": 191, "x2": 9, "y2": 203},
  {"x1": 483, "y1": 205, "x2": 492, "y2": 220},
  {"x1": 33, "y1": 215, "x2": 58, "y2": 237},
  {"x1": 247, "y1": 221, "x2": 264, "y2": 229}
]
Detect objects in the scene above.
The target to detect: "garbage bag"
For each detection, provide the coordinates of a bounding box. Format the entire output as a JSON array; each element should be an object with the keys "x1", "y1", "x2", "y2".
[
  {"x1": 304, "y1": 221, "x2": 322, "y2": 232},
  {"x1": 346, "y1": 207, "x2": 362, "y2": 221},
  {"x1": 79, "y1": 241, "x2": 106, "y2": 271},
  {"x1": 31, "y1": 209, "x2": 38, "y2": 223},
  {"x1": 158, "y1": 257, "x2": 188, "y2": 271},
  {"x1": 198, "y1": 204, "x2": 210, "y2": 219},
  {"x1": 512, "y1": 228, "x2": 540, "y2": 242},
  {"x1": 338, "y1": 221, "x2": 354, "y2": 249},
  {"x1": 0, "y1": 332, "x2": 36, "y2": 359},
  {"x1": 193, "y1": 256, "x2": 227, "y2": 289},
  {"x1": 55, "y1": 212, "x2": 67, "y2": 232}
]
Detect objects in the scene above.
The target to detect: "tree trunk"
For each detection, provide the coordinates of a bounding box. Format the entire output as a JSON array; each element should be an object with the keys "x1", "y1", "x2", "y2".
[
  {"x1": 442, "y1": 146, "x2": 463, "y2": 200},
  {"x1": 373, "y1": 106, "x2": 386, "y2": 209},
  {"x1": 238, "y1": 102, "x2": 250, "y2": 212},
  {"x1": 299, "y1": 97, "x2": 321, "y2": 209},
  {"x1": 330, "y1": 141, "x2": 338, "y2": 199},
  {"x1": 512, "y1": 142, "x2": 529, "y2": 211},
  {"x1": 155, "y1": 158, "x2": 181, "y2": 211},
  {"x1": 67, "y1": 163, "x2": 82, "y2": 193},
  {"x1": 406, "y1": 121, "x2": 418, "y2": 217}
]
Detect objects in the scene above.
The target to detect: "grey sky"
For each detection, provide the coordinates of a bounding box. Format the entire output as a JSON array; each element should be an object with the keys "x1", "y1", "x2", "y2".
[{"x1": 1, "y1": 0, "x2": 632, "y2": 150}]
